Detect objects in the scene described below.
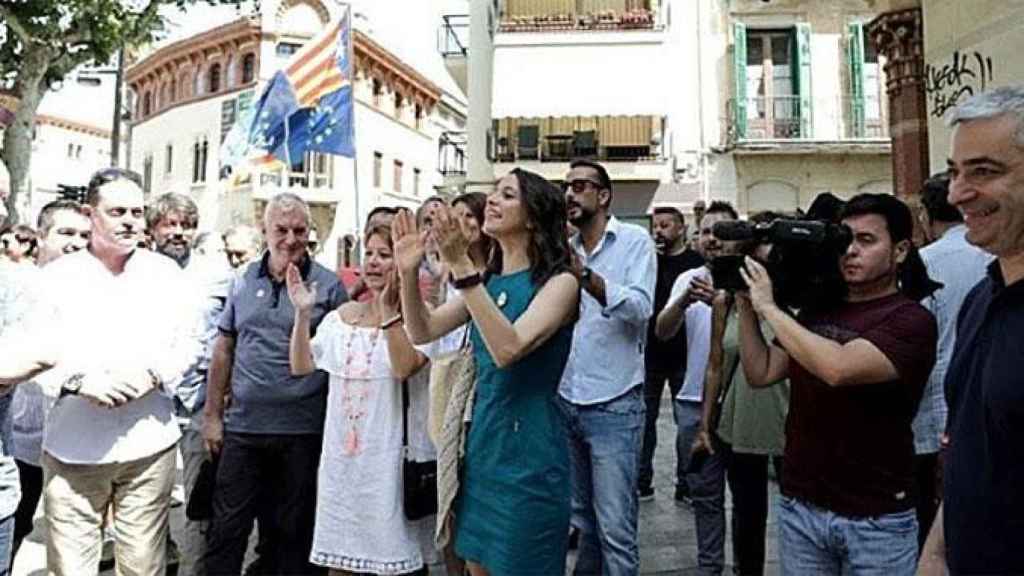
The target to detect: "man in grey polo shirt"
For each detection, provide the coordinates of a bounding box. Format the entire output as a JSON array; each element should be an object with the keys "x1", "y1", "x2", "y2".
[{"x1": 203, "y1": 193, "x2": 346, "y2": 575}]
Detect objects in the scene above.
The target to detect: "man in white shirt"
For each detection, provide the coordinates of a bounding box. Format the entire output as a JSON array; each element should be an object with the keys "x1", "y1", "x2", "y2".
[
  {"x1": 655, "y1": 201, "x2": 739, "y2": 576},
  {"x1": 0, "y1": 167, "x2": 198, "y2": 576}
]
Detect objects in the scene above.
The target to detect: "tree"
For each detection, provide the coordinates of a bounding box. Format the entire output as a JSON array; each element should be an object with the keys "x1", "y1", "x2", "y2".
[{"x1": 0, "y1": 0, "x2": 245, "y2": 225}]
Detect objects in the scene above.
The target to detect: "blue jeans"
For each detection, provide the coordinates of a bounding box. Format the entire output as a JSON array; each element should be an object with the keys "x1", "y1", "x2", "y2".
[
  {"x1": 559, "y1": 387, "x2": 645, "y2": 576},
  {"x1": 674, "y1": 400, "x2": 726, "y2": 576},
  {"x1": 778, "y1": 496, "x2": 917, "y2": 576},
  {"x1": 0, "y1": 513, "x2": 14, "y2": 576}
]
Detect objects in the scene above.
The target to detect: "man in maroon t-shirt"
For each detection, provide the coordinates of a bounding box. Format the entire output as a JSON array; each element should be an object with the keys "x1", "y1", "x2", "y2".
[{"x1": 736, "y1": 193, "x2": 937, "y2": 575}]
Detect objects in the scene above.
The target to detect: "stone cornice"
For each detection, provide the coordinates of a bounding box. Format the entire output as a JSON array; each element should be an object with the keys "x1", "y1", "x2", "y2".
[{"x1": 125, "y1": 16, "x2": 263, "y2": 85}]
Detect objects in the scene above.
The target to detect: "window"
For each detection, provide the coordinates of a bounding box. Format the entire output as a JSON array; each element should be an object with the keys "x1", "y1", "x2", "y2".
[
  {"x1": 732, "y1": 23, "x2": 810, "y2": 140},
  {"x1": 170, "y1": 78, "x2": 177, "y2": 103},
  {"x1": 394, "y1": 93, "x2": 403, "y2": 119},
  {"x1": 373, "y1": 152, "x2": 382, "y2": 188},
  {"x1": 848, "y1": 22, "x2": 886, "y2": 138},
  {"x1": 413, "y1": 168, "x2": 421, "y2": 196},
  {"x1": 192, "y1": 137, "x2": 208, "y2": 183},
  {"x1": 393, "y1": 160, "x2": 403, "y2": 193},
  {"x1": 143, "y1": 155, "x2": 153, "y2": 193},
  {"x1": 242, "y1": 53, "x2": 256, "y2": 84},
  {"x1": 165, "y1": 143, "x2": 173, "y2": 174},
  {"x1": 208, "y1": 63, "x2": 221, "y2": 93},
  {"x1": 277, "y1": 43, "x2": 301, "y2": 58},
  {"x1": 372, "y1": 79, "x2": 382, "y2": 107},
  {"x1": 67, "y1": 143, "x2": 74, "y2": 159},
  {"x1": 143, "y1": 92, "x2": 152, "y2": 116},
  {"x1": 415, "y1": 104, "x2": 423, "y2": 129}
]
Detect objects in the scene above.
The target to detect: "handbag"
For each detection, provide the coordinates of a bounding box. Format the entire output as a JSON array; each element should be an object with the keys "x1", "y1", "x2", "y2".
[
  {"x1": 434, "y1": 328, "x2": 477, "y2": 546},
  {"x1": 427, "y1": 326, "x2": 473, "y2": 445},
  {"x1": 402, "y1": 378, "x2": 438, "y2": 521}
]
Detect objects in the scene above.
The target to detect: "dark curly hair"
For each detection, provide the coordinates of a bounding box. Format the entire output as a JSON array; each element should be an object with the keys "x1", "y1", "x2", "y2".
[{"x1": 488, "y1": 168, "x2": 574, "y2": 288}]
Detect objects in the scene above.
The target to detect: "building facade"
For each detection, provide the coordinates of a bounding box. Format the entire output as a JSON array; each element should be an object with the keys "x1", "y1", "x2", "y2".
[
  {"x1": 449, "y1": 0, "x2": 893, "y2": 221},
  {"x1": 126, "y1": 0, "x2": 466, "y2": 268}
]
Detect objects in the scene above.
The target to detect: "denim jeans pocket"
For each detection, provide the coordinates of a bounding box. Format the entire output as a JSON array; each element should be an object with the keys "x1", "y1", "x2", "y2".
[
  {"x1": 594, "y1": 387, "x2": 644, "y2": 417},
  {"x1": 864, "y1": 509, "x2": 917, "y2": 534}
]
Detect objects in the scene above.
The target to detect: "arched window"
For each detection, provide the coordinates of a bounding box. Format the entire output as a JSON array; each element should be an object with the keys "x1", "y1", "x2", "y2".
[
  {"x1": 394, "y1": 93, "x2": 403, "y2": 119},
  {"x1": 242, "y1": 53, "x2": 256, "y2": 84},
  {"x1": 143, "y1": 92, "x2": 152, "y2": 116},
  {"x1": 208, "y1": 63, "x2": 221, "y2": 93},
  {"x1": 170, "y1": 78, "x2": 177, "y2": 103}
]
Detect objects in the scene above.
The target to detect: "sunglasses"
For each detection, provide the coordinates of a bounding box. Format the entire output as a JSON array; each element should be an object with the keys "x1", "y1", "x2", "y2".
[{"x1": 561, "y1": 179, "x2": 602, "y2": 194}]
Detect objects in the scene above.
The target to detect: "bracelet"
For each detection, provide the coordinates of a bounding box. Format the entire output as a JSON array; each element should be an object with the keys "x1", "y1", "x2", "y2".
[
  {"x1": 451, "y1": 272, "x2": 483, "y2": 290},
  {"x1": 380, "y1": 314, "x2": 403, "y2": 330}
]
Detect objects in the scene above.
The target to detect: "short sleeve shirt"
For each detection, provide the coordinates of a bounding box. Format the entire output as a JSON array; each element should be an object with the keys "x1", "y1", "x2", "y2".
[
  {"x1": 783, "y1": 293, "x2": 936, "y2": 517},
  {"x1": 667, "y1": 266, "x2": 712, "y2": 402},
  {"x1": 219, "y1": 254, "x2": 348, "y2": 434}
]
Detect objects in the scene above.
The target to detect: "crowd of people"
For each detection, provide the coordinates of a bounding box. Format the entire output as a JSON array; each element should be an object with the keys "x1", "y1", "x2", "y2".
[{"x1": 0, "y1": 86, "x2": 1020, "y2": 576}]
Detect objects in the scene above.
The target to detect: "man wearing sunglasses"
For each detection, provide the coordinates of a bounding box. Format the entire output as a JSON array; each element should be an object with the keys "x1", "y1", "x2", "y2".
[{"x1": 559, "y1": 159, "x2": 656, "y2": 575}]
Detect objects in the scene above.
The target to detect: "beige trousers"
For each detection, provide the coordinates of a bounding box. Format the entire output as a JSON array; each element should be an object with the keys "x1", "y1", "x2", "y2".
[{"x1": 42, "y1": 446, "x2": 175, "y2": 576}]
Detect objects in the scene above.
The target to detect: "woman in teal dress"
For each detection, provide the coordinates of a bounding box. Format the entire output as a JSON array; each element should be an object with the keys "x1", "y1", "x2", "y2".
[{"x1": 395, "y1": 169, "x2": 579, "y2": 576}]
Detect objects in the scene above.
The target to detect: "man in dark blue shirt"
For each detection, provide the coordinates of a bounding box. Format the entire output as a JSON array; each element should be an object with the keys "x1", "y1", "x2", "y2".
[{"x1": 919, "y1": 86, "x2": 1024, "y2": 575}]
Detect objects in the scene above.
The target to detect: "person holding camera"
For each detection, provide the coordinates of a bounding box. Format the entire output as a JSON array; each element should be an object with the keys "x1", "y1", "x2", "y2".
[{"x1": 737, "y1": 194, "x2": 937, "y2": 575}]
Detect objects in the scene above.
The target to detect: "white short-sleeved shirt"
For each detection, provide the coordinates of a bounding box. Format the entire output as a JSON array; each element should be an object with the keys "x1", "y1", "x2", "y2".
[{"x1": 668, "y1": 266, "x2": 712, "y2": 402}]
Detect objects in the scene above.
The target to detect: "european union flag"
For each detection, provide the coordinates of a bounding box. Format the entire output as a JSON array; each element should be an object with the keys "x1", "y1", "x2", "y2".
[
  {"x1": 275, "y1": 87, "x2": 355, "y2": 165},
  {"x1": 248, "y1": 71, "x2": 300, "y2": 157}
]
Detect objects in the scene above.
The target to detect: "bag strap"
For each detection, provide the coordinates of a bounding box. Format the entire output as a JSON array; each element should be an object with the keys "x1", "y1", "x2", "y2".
[{"x1": 401, "y1": 378, "x2": 410, "y2": 451}]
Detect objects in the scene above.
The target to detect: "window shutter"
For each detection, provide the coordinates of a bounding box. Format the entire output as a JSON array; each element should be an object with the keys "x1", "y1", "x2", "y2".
[
  {"x1": 793, "y1": 22, "x2": 812, "y2": 138},
  {"x1": 733, "y1": 22, "x2": 747, "y2": 140},
  {"x1": 848, "y1": 22, "x2": 866, "y2": 138}
]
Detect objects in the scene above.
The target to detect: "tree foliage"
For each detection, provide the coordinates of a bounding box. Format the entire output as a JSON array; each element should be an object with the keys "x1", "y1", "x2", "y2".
[{"x1": 0, "y1": 0, "x2": 251, "y2": 225}]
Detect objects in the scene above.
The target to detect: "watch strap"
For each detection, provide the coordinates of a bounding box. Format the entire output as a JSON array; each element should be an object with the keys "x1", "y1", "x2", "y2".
[{"x1": 451, "y1": 272, "x2": 483, "y2": 290}]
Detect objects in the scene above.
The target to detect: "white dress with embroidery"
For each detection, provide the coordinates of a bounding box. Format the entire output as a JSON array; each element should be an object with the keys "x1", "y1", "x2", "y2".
[{"x1": 309, "y1": 312, "x2": 439, "y2": 574}]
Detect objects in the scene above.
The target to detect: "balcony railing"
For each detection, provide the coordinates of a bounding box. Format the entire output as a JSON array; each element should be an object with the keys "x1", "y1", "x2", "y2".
[
  {"x1": 438, "y1": 131, "x2": 467, "y2": 176},
  {"x1": 498, "y1": 0, "x2": 655, "y2": 33},
  {"x1": 491, "y1": 115, "x2": 663, "y2": 163},
  {"x1": 725, "y1": 94, "x2": 889, "y2": 144},
  {"x1": 438, "y1": 15, "x2": 469, "y2": 57}
]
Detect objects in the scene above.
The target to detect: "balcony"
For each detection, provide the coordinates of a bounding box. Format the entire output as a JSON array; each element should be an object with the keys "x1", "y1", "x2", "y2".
[
  {"x1": 438, "y1": 15, "x2": 469, "y2": 94},
  {"x1": 498, "y1": 0, "x2": 656, "y2": 33},
  {"x1": 491, "y1": 115, "x2": 668, "y2": 181},
  {"x1": 438, "y1": 131, "x2": 467, "y2": 189},
  {"x1": 725, "y1": 95, "x2": 890, "y2": 154}
]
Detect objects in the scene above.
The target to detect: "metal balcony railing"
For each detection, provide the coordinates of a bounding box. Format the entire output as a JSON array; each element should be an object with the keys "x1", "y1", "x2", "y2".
[
  {"x1": 491, "y1": 115, "x2": 664, "y2": 163},
  {"x1": 725, "y1": 94, "x2": 890, "y2": 144},
  {"x1": 498, "y1": 0, "x2": 656, "y2": 33},
  {"x1": 438, "y1": 131, "x2": 467, "y2": 176},
  {"x1": 438, "y1": 15, "x2": 469, "y2": 57}
]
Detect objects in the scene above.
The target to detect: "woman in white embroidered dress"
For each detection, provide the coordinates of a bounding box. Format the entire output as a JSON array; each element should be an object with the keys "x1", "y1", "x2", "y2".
[{"x1": 288, "y1": 224, "x2": 437, "y2": 575}]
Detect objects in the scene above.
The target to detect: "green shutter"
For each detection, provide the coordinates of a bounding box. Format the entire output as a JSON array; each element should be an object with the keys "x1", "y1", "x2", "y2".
[
  {"x1": 848, "y1": 22, "x2": 866, "y2": 138},
  {"x1": 733, "y1": 22, "x2": 747, "y2": 140},
  {"x1": 793, "y1": 22, "x2": 812, "y2": 138}
]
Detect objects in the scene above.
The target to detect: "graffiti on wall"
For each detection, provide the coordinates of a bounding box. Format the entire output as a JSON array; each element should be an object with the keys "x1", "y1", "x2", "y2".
[{"x1": 924, "y1": 50, "x2": 995, "y2": 118}]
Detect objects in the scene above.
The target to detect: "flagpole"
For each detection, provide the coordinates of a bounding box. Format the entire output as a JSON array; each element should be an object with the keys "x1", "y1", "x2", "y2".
[{"x1": 346, "y1": 2, "x2": 361, "y2": 258}]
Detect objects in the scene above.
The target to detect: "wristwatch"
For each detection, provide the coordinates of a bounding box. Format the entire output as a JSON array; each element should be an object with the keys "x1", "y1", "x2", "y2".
[{"x1": 61, "y1": 373, "x2": 85, "y2": 397}]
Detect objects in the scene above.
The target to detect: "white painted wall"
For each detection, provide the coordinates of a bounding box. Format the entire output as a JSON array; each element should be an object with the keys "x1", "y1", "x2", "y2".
[
  {"x1": 491, "y1": 31, "x2": 670, "y2": 117},
  {"x1": 28, "y1": 125, "x2": 112, "y2": 222}
]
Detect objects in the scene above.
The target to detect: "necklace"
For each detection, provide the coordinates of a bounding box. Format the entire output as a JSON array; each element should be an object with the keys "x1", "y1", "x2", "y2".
[{"x1": 339, "y1": 321, "x2": 381, "y2": 455}]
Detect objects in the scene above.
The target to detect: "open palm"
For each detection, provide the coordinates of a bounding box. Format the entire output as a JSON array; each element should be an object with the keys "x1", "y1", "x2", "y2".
[
  {"x1": 391, "y1": 210, "x2": 426, "y2": 274},
  {"x1": 286, "y1": 263, "x2": 317, "y2": 313}
]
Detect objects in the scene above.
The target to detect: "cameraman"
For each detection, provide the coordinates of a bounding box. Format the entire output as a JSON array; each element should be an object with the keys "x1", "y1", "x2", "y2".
[{"x1": 737, "y1": 194, "x2": 937, "y2": 575}]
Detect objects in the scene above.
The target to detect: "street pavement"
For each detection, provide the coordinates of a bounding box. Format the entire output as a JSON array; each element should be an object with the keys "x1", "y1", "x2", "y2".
[{"x1": 12, "y1": 387, "x2": 780, "y2": 575}]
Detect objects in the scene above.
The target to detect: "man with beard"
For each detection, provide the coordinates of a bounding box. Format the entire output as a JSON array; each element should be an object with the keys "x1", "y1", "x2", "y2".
[
  {"x1": 639, "y1": 206, "x2": 703, "y2": 503},
  {"x1": 655, "y1": 201, "x2": 737, "y2": 575},
  {"x1": 148, "y1": 191, "x2": 240, "y2": 576},
  {"x1": 560, "y1": 159, "x2": 656, "y2": 575},
  {"x1": 0, "y1": 167, "x2": 200, "y2": 575},
  {"x1": 203, "y1": 193, "x2": 347, "y2": 575}
]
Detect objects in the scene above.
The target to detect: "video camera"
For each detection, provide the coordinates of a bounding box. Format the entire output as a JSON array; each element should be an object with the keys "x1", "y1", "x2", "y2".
[{"x1": 710, "y1": 212, "x2": 853, "y2": 311}]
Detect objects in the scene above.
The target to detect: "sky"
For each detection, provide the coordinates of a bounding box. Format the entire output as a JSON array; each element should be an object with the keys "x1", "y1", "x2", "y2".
[{"x1": 36, "y1": 0, "x2": 470, "y2": 132}]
